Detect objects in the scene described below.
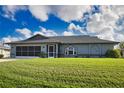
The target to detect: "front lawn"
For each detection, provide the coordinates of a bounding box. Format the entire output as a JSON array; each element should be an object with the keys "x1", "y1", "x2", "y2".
[{"x1": 0, "y1": 58, "x2": 124, "y2": 88}]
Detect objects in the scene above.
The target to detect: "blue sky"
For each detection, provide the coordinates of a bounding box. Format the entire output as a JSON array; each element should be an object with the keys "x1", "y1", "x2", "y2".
[{"x1": 0, "y1": 5, "x2": 124, "y2": 42}]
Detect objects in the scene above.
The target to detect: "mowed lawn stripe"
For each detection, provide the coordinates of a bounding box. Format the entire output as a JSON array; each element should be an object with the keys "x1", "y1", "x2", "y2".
[{"x1": 0, "y1": 58, "x2": 124, "y2": 87}]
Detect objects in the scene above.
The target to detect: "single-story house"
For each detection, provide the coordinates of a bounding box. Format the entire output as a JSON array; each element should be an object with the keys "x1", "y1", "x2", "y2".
[
  {"x1": 6, "y1": 34, "x2": 119, "y2": 58},
  {"x1": 0, "y1": 44, "x2": 10, "y2": 58}
]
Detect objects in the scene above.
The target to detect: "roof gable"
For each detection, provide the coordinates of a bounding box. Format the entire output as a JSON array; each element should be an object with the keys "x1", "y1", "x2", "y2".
[{"x1": 25, "y1": 34, "x2": 48, "y2": 41}]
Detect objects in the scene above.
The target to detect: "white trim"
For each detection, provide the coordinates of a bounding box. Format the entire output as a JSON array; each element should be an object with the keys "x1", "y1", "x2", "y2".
[
  {"x1": 16, "y1": 44, "x2": 41, "y2": 46},
  {"x1": 65, "y1": 46, "x2": 77, "y2": 55},
  {"x1": 48, "y1": 45, "x2": 55, "y2": 58},
  {"x1": 55, "y1": 44, "x2": 58, "y2": 58}
]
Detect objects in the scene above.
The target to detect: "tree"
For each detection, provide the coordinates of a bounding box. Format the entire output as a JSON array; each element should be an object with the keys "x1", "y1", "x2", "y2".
[{"x1": 119, "y1": 42, "x2": 124, "y2": 49}]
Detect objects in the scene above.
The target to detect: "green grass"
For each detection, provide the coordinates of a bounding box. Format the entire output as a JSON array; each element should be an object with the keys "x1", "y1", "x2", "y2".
[{"x1": 0, "y1": 58, "x2": 124, "y2": 88}]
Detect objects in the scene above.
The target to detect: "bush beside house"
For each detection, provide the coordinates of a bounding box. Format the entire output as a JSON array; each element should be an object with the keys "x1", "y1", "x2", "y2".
[
  {"x1": 105, "y1": 49, "x2": 121, "y2": 58},
  {"x1": 39, "y1": 52, "x2": 47, "y2": 58}
]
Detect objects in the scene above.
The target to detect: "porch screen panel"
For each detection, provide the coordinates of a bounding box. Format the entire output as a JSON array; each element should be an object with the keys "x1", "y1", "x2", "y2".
[
  {"x1": 35, "y1": 46, "x2": 41, "y2": 56},
  {"x1": 16, "y1": 46, "x2": 21, "y2": 56},
  {"x1": 16, "y1": 46, "x2": 41, "y2": 56},
  {"x1": 29, "y1": 46, "x2": 35, "y2": 56},
  {"x1": 22, "y1": 46, "x2": 28, "y2": 56}
]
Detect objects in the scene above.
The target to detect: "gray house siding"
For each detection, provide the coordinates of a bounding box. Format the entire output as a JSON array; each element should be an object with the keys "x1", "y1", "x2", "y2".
[
  {"x1": 59, "y1": 43, "x2": 115, "y2": 57},
  {"x1": 101, "y1": 44, "x2": 114, "y2": 55},
  {"x1": 41, "y1": 44, "x2": 47, "y2": 53}
]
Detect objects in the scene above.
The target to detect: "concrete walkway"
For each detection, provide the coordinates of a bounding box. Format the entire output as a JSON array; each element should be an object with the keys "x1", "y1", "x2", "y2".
[{"x1": 0, "y1": 59, "x2": 16, "y2": 62}]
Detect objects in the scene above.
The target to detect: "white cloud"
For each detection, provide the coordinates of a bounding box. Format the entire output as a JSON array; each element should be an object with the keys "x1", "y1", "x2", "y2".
[
  {"x1": 114, "y1": 33, "x2": 124, "y2": 42},
  {"x1": 28, "y1": 6, "x2": 50, "y2": 21},
  {"x1": 68, "y1": 23, "x2": 78, "y2": 31},
  {"x1": 67, "y1": 23, "x2": 86, "y2": 34},
  {"x1": 111, "y1": 6, "x2": 124, "y2": 17},
  {"x1": 87, "y1": 6, "x2": 124, "y2": 41},
  {"x1": 2, "y1": 5, "x2": 124, "y2": 42},
  {"x1": 63, "y1": 31, "x2": 74, "y2": 36},
  {"x1": 52, "y1": 5, "x2": 91, "y2": 22},
  {"x1": 97, "y1": 30, "x2": 124, "y2": 42},
  {"x1": 16, "y1": 28, "x2": 32, "y2": 38},
  {"x1": 2, "y1": 36, "x2": 19, "y2": 43},
  {"x1": 62, "y1": 23, "x2": 87, "y2": 36},
  {"x1": 2, "y1": 27, "x2": 58, "y2": 43},
  {"x1": 2, "y1": 5, "x2": 91, "y2": 22},
  {"x1": 2, "y1": 5, "x2": 27, "y2": 21},
  {"x1": 96, "y1": 27, "x2": 115, "y2": 41},
  {"x1": 28, "y1": 5, "x2": 91, "y2": 22},
  {"x1": 34, "y1": 27, "x2": 58, "y2": 36},
  {"x1": 16, "y1": 27, "x2": 57, "y2": 37},
  {"x1": 87, "y1": 13, "x2": 105, "y2": 33}
]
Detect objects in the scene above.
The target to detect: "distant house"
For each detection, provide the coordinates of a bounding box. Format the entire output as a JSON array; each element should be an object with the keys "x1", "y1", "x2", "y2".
[
  {"x1": 0, "y1": 44, "x2": 10, "y2": 58},
  {"x1": 6, "y1": 34, "x2": 119, "y2": 58}
]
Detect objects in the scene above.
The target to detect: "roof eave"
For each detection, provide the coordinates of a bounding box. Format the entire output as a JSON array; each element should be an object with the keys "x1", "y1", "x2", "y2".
[
  {"x1": 5, "y1": 42, "x2": 61, "y2": 44},
  {"x1": 5, "y1": 40, "x2": 120, "y2": 45}
]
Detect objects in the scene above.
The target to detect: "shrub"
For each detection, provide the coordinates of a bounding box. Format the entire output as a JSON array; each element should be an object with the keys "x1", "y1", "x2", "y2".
[
  {"x1": 105, "y1": 49, "x2": 121, "y2": 58},
  {"x1": 39, "y1": 52, "x2": 47, "y2": 58},
  {"x1": 0, "y1": 54, "x2": 4, "y2": 58},
  {"x1": 117, "y1": 49, "x2": 123, "y2": 57}
]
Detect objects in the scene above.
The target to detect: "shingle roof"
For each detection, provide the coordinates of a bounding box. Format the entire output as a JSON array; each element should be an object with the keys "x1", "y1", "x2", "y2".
[{"x1": 6, "y1": 34, "x2": 119, "y2": 44}]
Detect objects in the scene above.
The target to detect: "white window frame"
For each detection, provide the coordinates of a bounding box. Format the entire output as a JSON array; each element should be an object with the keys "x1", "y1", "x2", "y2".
[{"x1": 65, "y1": 46, "x2": 77, "y2": 55}]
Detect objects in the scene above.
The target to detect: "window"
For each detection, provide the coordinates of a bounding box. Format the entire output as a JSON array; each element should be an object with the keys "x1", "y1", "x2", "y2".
[
  {"x1": 65, "y1": 46, "x2": 77, "y2": 55},
  {"x1": 69, "y1": 51, "x2": 73, "y2": 54}
]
